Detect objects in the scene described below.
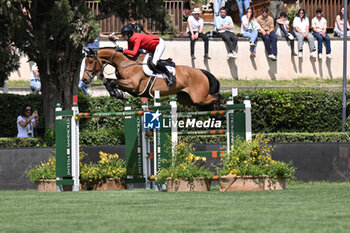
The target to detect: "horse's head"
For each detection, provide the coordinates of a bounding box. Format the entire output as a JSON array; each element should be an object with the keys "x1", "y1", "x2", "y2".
[{"x1": 82, "y1": 48, "x2": 103, "y2": 84}]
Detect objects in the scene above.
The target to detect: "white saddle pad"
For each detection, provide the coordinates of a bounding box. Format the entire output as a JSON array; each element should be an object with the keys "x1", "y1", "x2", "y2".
[{"x1": 142, "y1": 54, "x2": 176, "y2": 79}]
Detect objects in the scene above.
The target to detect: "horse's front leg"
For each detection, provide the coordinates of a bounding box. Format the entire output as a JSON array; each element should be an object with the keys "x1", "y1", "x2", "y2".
[{"x1": 103, "y1": 79, "x2": 129, "y2": 99}]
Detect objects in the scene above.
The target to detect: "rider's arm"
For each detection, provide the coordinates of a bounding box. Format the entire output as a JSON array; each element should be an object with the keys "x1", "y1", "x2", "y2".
[{"x1": 123, "y1": 37, "x2": 141, "y2": 56}]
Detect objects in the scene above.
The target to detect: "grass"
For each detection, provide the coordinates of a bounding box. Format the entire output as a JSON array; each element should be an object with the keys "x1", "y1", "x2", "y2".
[
  {"x1": 6, "y1": 78, "x2": 348, "y2": 89},
  {"x1": 0, "y1": 183, "x2": 350, "y2": 233}
]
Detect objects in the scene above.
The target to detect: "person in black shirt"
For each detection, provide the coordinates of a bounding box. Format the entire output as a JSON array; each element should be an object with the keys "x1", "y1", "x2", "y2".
[{"x1": 129, "y1": 17, "x2": 152, "y2": 35}]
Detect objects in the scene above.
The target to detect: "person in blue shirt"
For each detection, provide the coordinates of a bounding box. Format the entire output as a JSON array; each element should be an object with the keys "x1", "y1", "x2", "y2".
[{"x1": 215, "y1": 7, "x2": 238, "y2": 58}]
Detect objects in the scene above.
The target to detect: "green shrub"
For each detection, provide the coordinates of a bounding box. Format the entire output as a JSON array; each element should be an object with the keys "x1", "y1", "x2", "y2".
[
  {"x1": 1, "y1": 88, "x2": 349, "y2": 147},
  {"x1": 0, "y1": 137, "x2": 44, "y2": 148},
  {"x1": 217, "y1": 136, "x2": 296, "y2": 179}
]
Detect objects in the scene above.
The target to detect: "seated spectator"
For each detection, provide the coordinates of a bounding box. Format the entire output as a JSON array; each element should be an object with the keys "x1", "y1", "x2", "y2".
[
  {"x1": 129, "y1": 17, "x2": 152, "y2": 35},
  {"x1": 293, "y1": 8, "x2": 317, "y2": 58},
  {"x1": 187, "y1": 8, "x2": 210, "y2": 59},
  {"x1": 17, "y1": 104, "x2": 39, "y2": 138},
  {"x1": 334, "y1": 6, "x2": 350, "y2": 38},
  {"x1": 276, "y1": 12, "x2": 297, "y2": 56},
  {"x1": 241, "y1": 7, "x2": 262, "y2": 57},
  {"x1": 30, "y1": 62, "x2": 41, "y2": 94},
  {"x1": 312, "y1": 8, "x2": 331, "y2": 59},
  {"x1": 215, "y1": 7, "x2": 238, "y2": 58},
  {"x1": 257, "y1": 7, "x2": 277, "y2": 61}
]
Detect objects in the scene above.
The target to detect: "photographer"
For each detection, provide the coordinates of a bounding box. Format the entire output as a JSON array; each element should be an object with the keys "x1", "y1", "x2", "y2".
[{"x1": 17, "y1": 104, "x2": 39, "y2": 137}]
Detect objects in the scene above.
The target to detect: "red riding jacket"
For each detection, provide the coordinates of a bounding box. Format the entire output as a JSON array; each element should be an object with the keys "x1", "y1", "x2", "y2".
[{"x1": 123, "y1": 33, "x2": 160, "y2": 56}]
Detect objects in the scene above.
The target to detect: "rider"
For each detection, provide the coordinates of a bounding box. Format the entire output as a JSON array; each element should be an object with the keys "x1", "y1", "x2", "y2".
[{"x1": 120, "y1": 25, "x2": 176, "y2": 86}]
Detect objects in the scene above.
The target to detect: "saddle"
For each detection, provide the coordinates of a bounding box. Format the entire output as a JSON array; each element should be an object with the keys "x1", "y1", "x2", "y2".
[
  {"x1": 147, "y1": 55, "x2": 175, "y2": 75},
  {"x1": 142, "y1": 54, "x2": 176, "y2": 86}
]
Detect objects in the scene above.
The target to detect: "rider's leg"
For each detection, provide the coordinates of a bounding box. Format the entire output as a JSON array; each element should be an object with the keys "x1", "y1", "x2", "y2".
[
  {"x1": 156, "y1": 61, "x2": 175, "y2": 85},
  {"x1": 152, "y1": 38, "x2": 175, "y2": 85}
]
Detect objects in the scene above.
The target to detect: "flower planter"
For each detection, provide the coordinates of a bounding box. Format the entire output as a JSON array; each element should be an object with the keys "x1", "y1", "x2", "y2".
[
  {"x1": 166, "y1": 177, "x2": 210, "y2": 192},
  {"x1": 201, "y1": 13, "x2": 213, "y2": 22},
  {"x1": 264, "y1": 177, "x2": 286, "y2": 190},
  {"x1": 220, "y1": 175, "x2": 287, "y2": 191},
  {"x1": 219, "y1": 175, "x2": 267, "y2": 191},
  {"x1": 36, "y1": 179, "x2": 57, "y2": 192},
  {"x1": 182, "y1": 22, "x2": 188, "y2": 32},
  {"x1": 81, "y1": 178, "x2": 126, "y2": 191}
]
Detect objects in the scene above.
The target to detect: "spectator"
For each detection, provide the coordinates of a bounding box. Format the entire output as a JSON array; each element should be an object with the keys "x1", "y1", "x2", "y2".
[
  {"x1": 129, "y1": 17, "x2": 152, "y2": 35},
  {"x1": 215, "y1": 7, "x2": 239, "y2": 59},
  {"x1": 236, "y1": 0, "x2": 251, "y2": 22},
  {"x1": 30, "y1": 63, "x2": 41, "y2": 94},
  {"x1": 312, "y1": 8, "x2": 331, "y2": 59},
  {"x1": 276, "y1": 12, "x2": 296, "y2": 56},
  {"x1": 213, "y1": 0, "x2": 226, "y2": 27},
  {"x1": 17, "y1": 104, "x2": 39, "y2": 138},
  {"x1": 121, "y1": 25, "x2": 176, "y2": 85},
  {"x1": 270, "y1": 0, "x2": 284, "y2": 25},
  {"x1": 257, "y1": 7, "x2": 277, "y2": 61},
  {"x1": 293, "y1": 8, "x2": 317, "y2": 58},
  {"x1": 187, "y1": 8, "x2": 211, "y2": 59},
  {"x1": 334, "y1": 6, "x2": 350, "y2": 38},
  {"x1": 241, "y1": 7, "x2": 262, "y2": 57}
]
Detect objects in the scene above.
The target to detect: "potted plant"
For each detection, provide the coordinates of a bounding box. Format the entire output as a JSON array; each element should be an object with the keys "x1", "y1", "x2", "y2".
[
  {"x1": 27, "y1": 155, "x2": 57, "y2": 192},
  {"x1": 217, "y1": 136, "x2": 295, "y2": 191},
  {"x1": 80, "y1": 152, "x2": 126, "y2": 190},
  {"x1": 157, "y1": 141, "x2": 213, "y2": 192}
]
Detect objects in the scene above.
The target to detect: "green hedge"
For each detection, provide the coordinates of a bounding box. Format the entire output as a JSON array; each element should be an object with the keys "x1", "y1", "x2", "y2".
[
  {"x1": 0, "y1": 88, "x2": 348, "y2": 147},
  {"x1": 0, "y1": 137, "x2": 44, "y2": 148}
]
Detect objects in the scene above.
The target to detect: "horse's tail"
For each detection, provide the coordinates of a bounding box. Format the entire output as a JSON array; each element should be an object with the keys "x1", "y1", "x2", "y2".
[{"x1": 200, "y1": 69, "x2": 220, "y2": 95}]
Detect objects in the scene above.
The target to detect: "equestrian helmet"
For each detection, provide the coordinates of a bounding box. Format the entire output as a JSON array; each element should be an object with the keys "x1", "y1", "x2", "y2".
[{"x1": 121, "y1": 25, "x2": 134, "y2": 36}]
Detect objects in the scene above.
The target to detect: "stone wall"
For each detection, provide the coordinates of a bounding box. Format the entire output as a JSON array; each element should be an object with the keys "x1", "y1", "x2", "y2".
[{"x1": 9, "y1": 37, "x2": 350, "y2": 81}]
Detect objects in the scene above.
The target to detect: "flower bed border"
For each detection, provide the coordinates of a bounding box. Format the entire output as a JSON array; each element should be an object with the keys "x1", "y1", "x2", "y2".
[
  {"x1": 219, "y1": 175, "x2": 286, "y2": 192},
  {"x1": 166, "y1": 177, "x2": 210, "y2": 192}
]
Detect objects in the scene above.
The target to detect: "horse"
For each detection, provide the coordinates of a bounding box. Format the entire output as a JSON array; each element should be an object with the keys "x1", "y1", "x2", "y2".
[{"x1": 82, "y1": 47, "x2": 220, "y2": 107}]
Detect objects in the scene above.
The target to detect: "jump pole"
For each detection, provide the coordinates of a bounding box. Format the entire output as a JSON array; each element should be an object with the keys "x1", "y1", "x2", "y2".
[{"x1": 55, "y1": 100, "x2": 80, "y2": 192}]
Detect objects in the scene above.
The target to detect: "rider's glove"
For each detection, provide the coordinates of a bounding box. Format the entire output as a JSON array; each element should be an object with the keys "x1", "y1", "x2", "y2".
[{"x1": 116, "y1": 46, "x2": 124, "y2": 53}]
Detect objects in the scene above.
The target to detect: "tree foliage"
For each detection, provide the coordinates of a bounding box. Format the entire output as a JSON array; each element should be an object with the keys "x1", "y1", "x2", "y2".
[
  {"x1": 0, "y1": 0, "x2": 22, "y2": 85},
  {"x1": 1, "y1": 0, "x2": 167, "y2": 130}
]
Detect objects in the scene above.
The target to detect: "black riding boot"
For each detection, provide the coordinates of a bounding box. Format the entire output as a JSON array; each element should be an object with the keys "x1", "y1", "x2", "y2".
[{"x1": 156, "y1": 61, "x2": 176, "y2": 86}]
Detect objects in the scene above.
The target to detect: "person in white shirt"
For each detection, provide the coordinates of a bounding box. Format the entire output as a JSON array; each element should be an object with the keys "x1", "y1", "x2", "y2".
[
  {"x1": 187, "y1": 8, "x2": 210, "y2": 59},
  {"x1": 276, "y1": 12, "x2": 296, "y2": 56},
  {"x1": 17, "y1": 104, "x2": 39, "y2": 138},
  {"x1": 216, "y1": 7, "x2": 238, "y2": 58},
  {"x1": 30, "y1": 63, "x2": 41, "y2": 94},
  {"x1": 293, "y1": 8, "x2": 316, "y2": 58},
  {"x1": 334, "y1": 6, "x2": 350, "y2": 38},
  {"x1": 312, "y1": 8, "x2": 331, "y2": 59},
  {"x1": 241, "y1": 7, "x2": 263, "y2": 57}
]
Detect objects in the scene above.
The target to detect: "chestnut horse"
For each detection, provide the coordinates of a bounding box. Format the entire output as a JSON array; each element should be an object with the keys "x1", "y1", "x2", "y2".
[{"x1": 83, "y1": 47, "x2": 220, "y2": 107}]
